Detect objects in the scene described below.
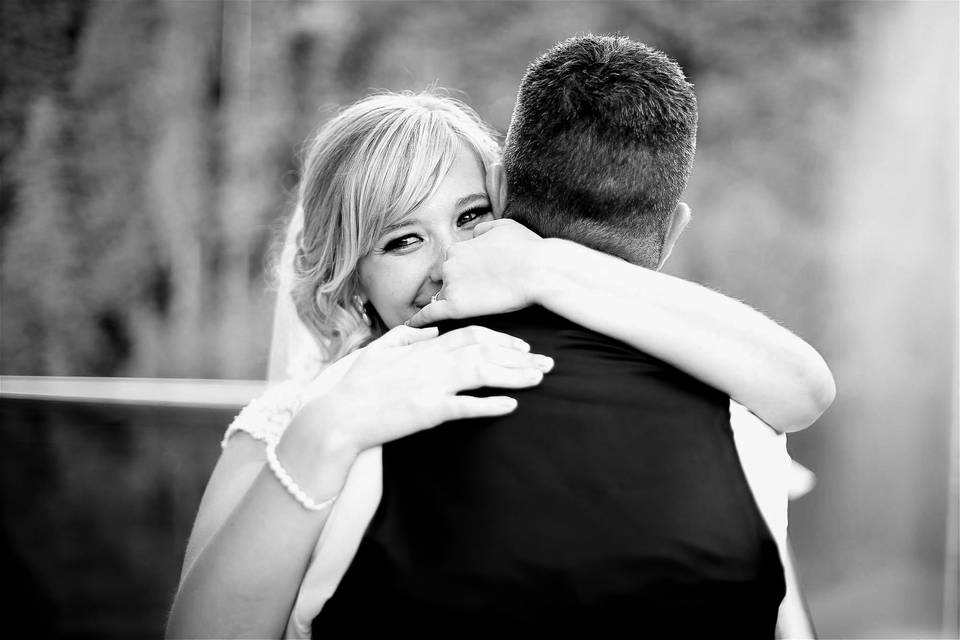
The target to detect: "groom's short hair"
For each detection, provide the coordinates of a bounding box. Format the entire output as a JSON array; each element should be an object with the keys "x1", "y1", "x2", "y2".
[{"x1": 502, "y1": 34, "x2": 697, "y2": 268}]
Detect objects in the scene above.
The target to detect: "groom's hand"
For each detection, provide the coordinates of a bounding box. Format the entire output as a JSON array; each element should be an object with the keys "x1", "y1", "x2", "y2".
[{"x1": 406, "y1": 219, "x2": 544, "y2": 328}]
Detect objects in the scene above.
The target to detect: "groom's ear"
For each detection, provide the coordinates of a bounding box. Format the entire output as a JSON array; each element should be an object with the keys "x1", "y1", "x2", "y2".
[
  {"x1": 486, "y1": 163, "x2": 508, "y2": 219},
  {"x1": 656, "y1": 202, "x2": 691, "y2": 271}
]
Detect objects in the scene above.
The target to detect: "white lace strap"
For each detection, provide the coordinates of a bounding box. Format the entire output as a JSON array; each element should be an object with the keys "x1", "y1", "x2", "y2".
[{"x1": 221, "y1": 380, "x2": 306, "y2": 448}]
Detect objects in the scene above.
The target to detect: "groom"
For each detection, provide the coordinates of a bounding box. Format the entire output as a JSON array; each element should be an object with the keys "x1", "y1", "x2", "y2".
[{"x1": 316, "y1": 35, "x2": 786, "y2": 636}]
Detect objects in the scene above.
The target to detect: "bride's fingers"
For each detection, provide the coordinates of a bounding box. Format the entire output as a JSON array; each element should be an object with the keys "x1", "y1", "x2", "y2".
[
  {"x1": 472, "y1": 218, "x2": 513, "y2": 237},
  {"x1": 405, "y1": 299, "x2": 454, "y2": 328},
  {"x1": 455, "y1": 360, "x2": 545, "y2": 391},
  {"x1": 473, "y1": 221, "x2": 495, "y2": 237},
  {"x1": 451, "y1": 343, "x2": 554, "y2": 373},
  {"x1": 426, "y1": 325, "x2": 530, "y2": 353},
  {"x1": 375, "y1": 324, "x2": 439, "y2": 348},
  {"x1": 440, "y1": 395, "x2": 518, "y2": 422}
]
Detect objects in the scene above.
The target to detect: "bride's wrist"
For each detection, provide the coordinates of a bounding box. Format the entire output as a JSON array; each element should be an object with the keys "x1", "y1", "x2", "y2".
[
  {"x1": 276, "y1": 399, "x2": 359, "y2": 499},
  {"x1": 529, "y1": 238, "x2": 577, "y2": 306}
]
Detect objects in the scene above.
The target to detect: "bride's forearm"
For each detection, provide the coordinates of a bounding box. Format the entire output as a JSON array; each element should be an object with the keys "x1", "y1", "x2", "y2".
[
  {"x1": 166, "y1": 414, "x2": 356, "y2": 639},
  {"x1": 530, "y1": 238, "x2": 835, "y2": 433}
]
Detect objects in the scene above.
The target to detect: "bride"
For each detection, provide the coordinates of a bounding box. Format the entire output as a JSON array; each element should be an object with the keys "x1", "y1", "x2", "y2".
[{"x1": 166, "y1": 90, "x2": 834, "y2": 638}]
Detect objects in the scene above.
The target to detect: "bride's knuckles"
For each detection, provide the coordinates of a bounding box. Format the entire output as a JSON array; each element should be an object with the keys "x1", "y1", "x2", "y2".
[
  {"x1": 378, "y1": 324, "x2": 438, "y2": 347},
  {"x1": 454, "y1": 343, "x2": 552, "y2": 372},
  {"x1": 441, "y1": 325, "x2": 530, "y2": 352}
]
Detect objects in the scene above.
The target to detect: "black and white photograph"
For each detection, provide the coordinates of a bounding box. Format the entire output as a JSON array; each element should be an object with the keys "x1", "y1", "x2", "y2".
[{"x1": 0, "y1": 1, "x2": 957, "y2": 638}]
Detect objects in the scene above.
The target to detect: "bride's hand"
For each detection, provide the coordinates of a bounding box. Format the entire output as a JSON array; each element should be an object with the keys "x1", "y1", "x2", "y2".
[
  {"x1": 297, "y1": 324, "x2": 553, "y2": 456},
  {"x1": 406, "y1": 219, "x2": 545, "y2": 327}
]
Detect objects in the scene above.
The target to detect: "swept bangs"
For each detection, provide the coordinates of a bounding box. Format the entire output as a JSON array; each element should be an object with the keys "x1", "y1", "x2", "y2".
[{"x1": 347, "y1": 108, "x2": 462, "y2": 255}]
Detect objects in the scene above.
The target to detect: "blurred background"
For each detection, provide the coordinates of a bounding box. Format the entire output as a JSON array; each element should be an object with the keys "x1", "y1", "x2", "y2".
[{"x1": 1, "y1": 1, "x2": 957, "y2": 638}]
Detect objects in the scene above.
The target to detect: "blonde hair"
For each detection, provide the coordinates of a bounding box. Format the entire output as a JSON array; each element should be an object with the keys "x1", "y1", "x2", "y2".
[{"x1": 288, "y1": 91, "x2": 501, "y2": 364}]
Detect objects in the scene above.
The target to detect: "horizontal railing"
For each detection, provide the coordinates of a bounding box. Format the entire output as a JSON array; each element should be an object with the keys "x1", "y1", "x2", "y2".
[{"x1": 0, "y1": 376, "x2": 266, "y2": 408}]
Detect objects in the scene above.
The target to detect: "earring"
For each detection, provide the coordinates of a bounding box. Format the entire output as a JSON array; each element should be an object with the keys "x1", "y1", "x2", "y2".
[{"x1": 353, "y1": 295, "x2": 371, "y2": 327}]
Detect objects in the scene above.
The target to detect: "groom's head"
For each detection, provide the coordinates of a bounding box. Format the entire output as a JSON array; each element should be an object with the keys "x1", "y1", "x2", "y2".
[{"x1": 502, "y1": 34, "x2": 697, "y2": 269}]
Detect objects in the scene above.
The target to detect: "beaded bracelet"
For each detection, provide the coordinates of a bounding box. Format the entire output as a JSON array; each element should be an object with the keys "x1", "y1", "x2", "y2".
[{"x1": 264, "y1": 438, "x2": 338, "y2": 512}]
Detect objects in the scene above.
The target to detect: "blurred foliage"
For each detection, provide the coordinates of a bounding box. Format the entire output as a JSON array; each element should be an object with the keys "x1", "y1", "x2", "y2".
[{"x1": 1, "y1": 0, "x2": 869, "y2": 379}]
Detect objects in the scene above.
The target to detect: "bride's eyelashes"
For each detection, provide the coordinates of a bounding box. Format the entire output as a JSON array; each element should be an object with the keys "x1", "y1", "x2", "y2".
[
  {"x1": 382, "y1": 235, "x2": 419, "y2": 253},
  {"x1": 378, "y1": 206, "x2": 493, "y2": 254},
  {"x1": 457, "y1": 205, "x2": 493, "y2": 228}
]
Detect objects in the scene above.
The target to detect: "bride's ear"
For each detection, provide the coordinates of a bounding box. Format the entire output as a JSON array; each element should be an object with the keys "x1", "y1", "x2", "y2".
[
  {"x1": 656, "y1": 202, "x2": 691, "y2": 271},
  {"x1": 486, "y1": 162, "x2": 508, "y2": 218}
]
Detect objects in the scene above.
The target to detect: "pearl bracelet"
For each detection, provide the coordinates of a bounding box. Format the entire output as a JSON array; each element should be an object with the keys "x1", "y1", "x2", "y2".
[{"x1": 264, "y1": 439, "x2": 337, "y2": 512}]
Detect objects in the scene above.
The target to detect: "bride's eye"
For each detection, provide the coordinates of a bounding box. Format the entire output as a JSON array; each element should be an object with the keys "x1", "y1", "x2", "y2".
[
  {"x1": 457, "y1": 206, "x2": 492, "y2": 228},
  {"x1": 383, "y1": 234, "x2": 421, "y2": 253}
]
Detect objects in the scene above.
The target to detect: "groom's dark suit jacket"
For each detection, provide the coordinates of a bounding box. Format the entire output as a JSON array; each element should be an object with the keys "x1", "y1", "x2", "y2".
[{"x1": 316, "y1": 306, "x2": 785, "y2": 637}]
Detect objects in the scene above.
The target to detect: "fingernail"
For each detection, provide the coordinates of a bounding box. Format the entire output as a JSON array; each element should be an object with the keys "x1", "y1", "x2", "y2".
[
  {"x1": 500, "y1": 397, "x2": 518, "y2": 411},
  {"x1": 515, "y1": 340, "x2": 531, "y2": 352},
  {"x1": 527, "y1": 369, "x2": 544, "y2": 382},
  {"x1": 534, "y1": 355, "x2": 554, "y2": 372}
]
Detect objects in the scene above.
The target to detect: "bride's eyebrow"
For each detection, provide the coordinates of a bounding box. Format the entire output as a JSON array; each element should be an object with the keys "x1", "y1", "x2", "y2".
[
  {"x1": 456, "y1": 193, "x2": 490, "y2": 210},
  {"x1": 380, "y1": 218, "x2": 415, "y2": 237}
]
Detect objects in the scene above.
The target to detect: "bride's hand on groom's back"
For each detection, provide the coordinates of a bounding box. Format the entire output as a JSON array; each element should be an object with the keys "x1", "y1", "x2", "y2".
[
  {"x1": 406, "y1": 219, "x2": 545, "y2": 328},
  {"x1": 294, "y1": 324, "x2": 554, "y2": 457}
]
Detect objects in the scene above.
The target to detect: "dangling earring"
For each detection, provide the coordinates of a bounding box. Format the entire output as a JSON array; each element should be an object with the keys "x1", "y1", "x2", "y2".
[{"x1": 353, "y1": 294, "x2": 371, "y2": 327}]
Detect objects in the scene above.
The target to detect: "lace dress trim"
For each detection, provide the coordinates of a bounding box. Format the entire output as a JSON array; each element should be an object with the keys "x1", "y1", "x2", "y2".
[{"x1": 221, "y1": 379, "x2": 306, "y2": 448}]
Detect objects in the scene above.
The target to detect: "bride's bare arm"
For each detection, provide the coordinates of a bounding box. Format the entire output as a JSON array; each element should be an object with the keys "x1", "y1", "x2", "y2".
[
  {"x1": 166, "y1": 325, "x2": 552, "y2": 639},
  {"x1": 407, "y1": 219, "x2": 835, "y2": 434},
  {"x1": 529, "y1": 238, "x2": 835, "y2": 433},
  {"x1": 177, "y1": 433, "x2": 273, "y2": 590},
  {"x1": 175, "y1": 347, "x2": 364, "y2": 591},
  {"x1": 167, "y1": 413, "x2": 356, "y2": 638}
]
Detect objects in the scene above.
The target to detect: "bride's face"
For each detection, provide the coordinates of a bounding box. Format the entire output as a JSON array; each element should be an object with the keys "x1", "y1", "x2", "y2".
[{"x1": 357, "y1": 145, "x2": 493, "y2": 328}]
